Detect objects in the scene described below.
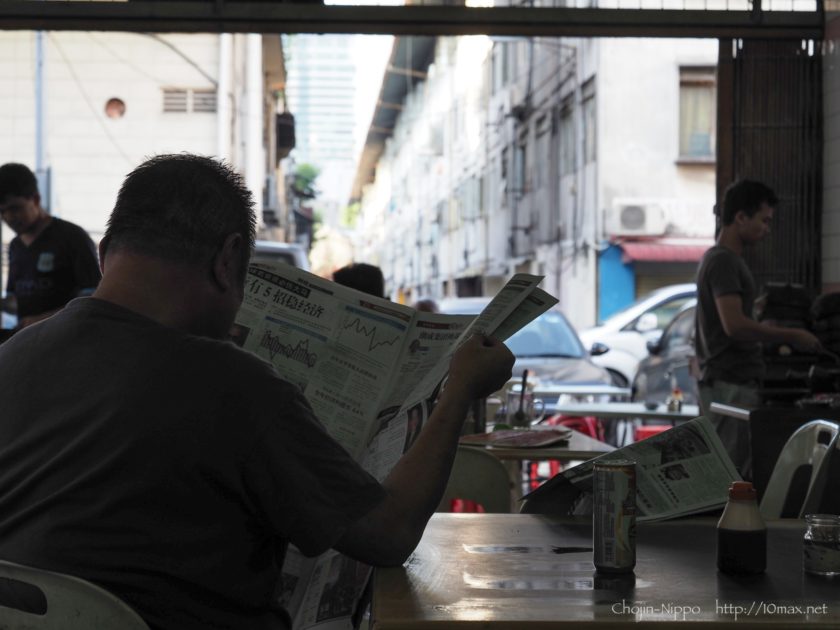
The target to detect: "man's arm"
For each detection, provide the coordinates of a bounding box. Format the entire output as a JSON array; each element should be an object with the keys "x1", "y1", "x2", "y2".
[
  {"x1": 334, "y1": 335, "x2": 514, "y2": 566},
  {"x1": 715, "y1": 294, "x2": 820, "y2": 351}
]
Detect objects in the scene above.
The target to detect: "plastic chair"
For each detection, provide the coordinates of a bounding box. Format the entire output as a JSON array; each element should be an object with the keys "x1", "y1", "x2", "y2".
[
  {"x1": 760, "y1": 419, "x2": 840, "y2": 519},
  {"x1": 634, "y1": 424, "x2": 670, "y2": 442},
  {"x1": 0, "y1": 560, "x2": 150, "y2": 629},
  {"x1": 438, "y1": 446, "x2": 512, "y2": 513}
]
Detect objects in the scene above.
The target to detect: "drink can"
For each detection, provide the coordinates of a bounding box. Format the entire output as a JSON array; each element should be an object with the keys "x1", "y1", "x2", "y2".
[{"x1": 593, "y1": 460, "x2": 636, "y2": 573}]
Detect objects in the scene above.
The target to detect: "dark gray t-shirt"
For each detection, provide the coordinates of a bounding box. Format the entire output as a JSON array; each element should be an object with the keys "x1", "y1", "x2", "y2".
[
  {"x1": 694, "y1": 245, "x2": 764, "y2": 384},
  {"x1": 0, "y1": 298, "x2": 385, "y2": 630}
]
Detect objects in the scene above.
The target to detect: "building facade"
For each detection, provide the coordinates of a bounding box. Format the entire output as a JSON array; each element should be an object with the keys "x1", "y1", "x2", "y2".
[
  {"x1": 0, "y1": 31, "x2": 286, "y2": 281},
  {"x1": 354, "y1": 36, "x2": 717, "y2": 329}
]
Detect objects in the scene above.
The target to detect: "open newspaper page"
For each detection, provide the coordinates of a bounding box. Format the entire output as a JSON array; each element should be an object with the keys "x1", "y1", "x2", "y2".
[
  {"x1": 522, "y1": 417, "x2": 740, "y2": 521},
  {"x1": 287, "y1": 550, "x2": 372, "y2": 630},
  {"x1": 234, "y1": 263, "x2": 419, "y2": 458},
  {"x1": 360, "y1": 276, "x2": 558, "y2": 482},
  {"x1": 233, "y1": 265, "x2": 557, "y2": 629}
]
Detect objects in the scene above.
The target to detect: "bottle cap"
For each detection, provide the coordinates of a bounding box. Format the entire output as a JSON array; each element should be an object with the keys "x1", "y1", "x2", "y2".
[{"x1": 728, "y1": 481, "x2": 756, "y2": 500}]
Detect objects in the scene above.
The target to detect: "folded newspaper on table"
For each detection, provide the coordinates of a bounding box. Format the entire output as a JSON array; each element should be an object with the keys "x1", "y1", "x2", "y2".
[
  {"x1": 521, "y1": 416, "x2": 741, "y2": 522},
  {"x1": 233, "y1": 262, "x2": 557, "y2": 630}
]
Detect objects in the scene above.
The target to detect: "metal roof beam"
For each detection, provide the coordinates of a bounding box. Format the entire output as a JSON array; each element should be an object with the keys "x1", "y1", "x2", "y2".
[{"x1": 0, "y1": 2, "x2": 824, "y2": 39}]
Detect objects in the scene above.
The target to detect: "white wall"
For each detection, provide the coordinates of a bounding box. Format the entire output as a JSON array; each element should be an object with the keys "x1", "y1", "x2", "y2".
[
  {"x1": 598, "y1": 38, "x2": 717, "y2": 240},
  {"x1": 0, "y1": 31, "x2": 220, "y2": 243}
]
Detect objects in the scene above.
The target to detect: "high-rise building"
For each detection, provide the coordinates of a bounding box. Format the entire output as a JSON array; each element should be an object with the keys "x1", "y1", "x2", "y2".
[{"x1": 284, "y1": 34, "x2": 359, "y2": 225}]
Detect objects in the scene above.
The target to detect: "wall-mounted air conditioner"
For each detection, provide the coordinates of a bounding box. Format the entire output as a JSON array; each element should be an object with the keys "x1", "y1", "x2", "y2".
[{"x1": 607, "y1": 199, "x2": 668, "y2": 236}]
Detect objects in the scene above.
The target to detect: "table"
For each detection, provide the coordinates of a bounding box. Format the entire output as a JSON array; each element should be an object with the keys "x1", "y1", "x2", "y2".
[
  {"x1": 462, "y1": 429, "x2": 615, "y2": 502},
  {"x1": 372, "y1": 514, "x2": 840, "y2": 629},
  {"x1": 533, "y1": 384, "x2": 632, "y2": 399},
  {"x1": 548, "y1": 402, "x2": 701, "y2": 446}
]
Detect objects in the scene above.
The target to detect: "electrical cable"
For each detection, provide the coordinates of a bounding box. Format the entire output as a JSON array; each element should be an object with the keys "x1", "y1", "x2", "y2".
[
  {"x1": 48, "y1": 34, "x2": 133, "y2": 167},
  {"x1": 141, "y1": 33, "x2": 218, "y2": 87},
  {"x1": 86, "y1": 33, "x2": 167, "y2": 85}
]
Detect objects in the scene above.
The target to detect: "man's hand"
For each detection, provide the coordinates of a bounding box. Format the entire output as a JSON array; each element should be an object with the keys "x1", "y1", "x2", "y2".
[
  {"x1": 334, "y1": 334, "x2": 513, "y2": 567},
  {"x1": 447, "y1": 334, "x2": 515, "y2": 400}
]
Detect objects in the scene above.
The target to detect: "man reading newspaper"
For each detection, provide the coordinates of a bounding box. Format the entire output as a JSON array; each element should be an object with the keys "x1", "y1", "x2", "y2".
[{"x1": 0, "y1": 154, "x2": 515, "y2": 630}]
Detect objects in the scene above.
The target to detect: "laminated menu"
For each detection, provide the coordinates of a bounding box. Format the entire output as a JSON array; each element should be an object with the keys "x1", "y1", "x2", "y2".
[
  {"x1": 459, "y1": 427, "x2": 572, "y2": 448},
  {"x1": 233, "y1": 262, "x2": 558, "y2": 630}
]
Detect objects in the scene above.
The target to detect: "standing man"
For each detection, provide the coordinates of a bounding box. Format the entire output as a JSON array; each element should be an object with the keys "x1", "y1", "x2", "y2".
[
  {"x1": 0, "y1": 163, "x2": 101, "y2": 329},
  {"x1": 695, "y1": 179, "x2": 820, "y2": 479}
]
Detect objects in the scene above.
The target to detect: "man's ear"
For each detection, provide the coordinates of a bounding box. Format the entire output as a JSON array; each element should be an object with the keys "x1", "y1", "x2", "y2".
[
  {"x1": 98, "y1": 239, "x2": 107, "y2": 274},
  {"x1": 212, "y1": 233, "x2": 244, "y2": 291}
]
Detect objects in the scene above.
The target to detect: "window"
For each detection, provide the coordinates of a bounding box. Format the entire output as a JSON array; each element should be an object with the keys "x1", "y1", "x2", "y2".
[
  {"x1": 535, "y1": 117, "x2": 549, "y2": 190},
  {"x1": 645, "y1": 296, "x2": 694, "y2": 330},
  {"x1": 679, "y1": 67, "x2": 716, "y2": 161},
  {"x1": 491, "y1": 42, "x2": 511, "y2": 94},
  {"x1": 559, "y1": 100, "x2": 575, "y2": 176},
  {"x1": 192, "y1": 89, "x2": 218, "y2": 113},
  {"x1": 513, "y1": 141, "x2": 526, "y2": 197},
  {"x1": 582, "y1": 79, "x2": 596, "y2": 164},
  {"x1": 162, "y1": 88, "x2": 217, "y2": 114},
  {"x1": 659, "y1": 307, "x2": 696, "y2": 352},
  {"x1": 163, "y1": 88, "x2": 188, "y2": 113}
]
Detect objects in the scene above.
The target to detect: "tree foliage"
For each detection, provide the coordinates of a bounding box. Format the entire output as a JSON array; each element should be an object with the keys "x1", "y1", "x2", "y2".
[{"x1": 293, "y1": 163, "x2": 320, "y2": 199}]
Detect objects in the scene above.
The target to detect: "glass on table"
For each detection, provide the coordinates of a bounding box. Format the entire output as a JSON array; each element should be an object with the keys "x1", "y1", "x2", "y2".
[
  {"x1": 505, "y1": 389, "x2": 545, "y2": 428},
  {"x1": 803, "y1": 514, "x2": 840, "y2": 577}
]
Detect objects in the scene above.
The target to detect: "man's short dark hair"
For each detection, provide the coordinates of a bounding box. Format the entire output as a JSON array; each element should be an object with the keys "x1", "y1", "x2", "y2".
[
  {"x1": 102, "y1": 154, "x2": 256, "y2": 272},
  {"x1": 332, "y1": 263, "x2": 385, "y2": 298},
  {"x1": 0, "y1": 163, "x2": 39, "y2": 203},
  {"x1": 721, "y1": 179, "x2": 778, "y2": 226}
]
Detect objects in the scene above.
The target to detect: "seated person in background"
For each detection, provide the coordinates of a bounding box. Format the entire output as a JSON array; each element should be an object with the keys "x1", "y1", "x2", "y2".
[
  {"x1": 0, "y1": 162, "x2": 101, "y2": 329},
  {"x1": 332, "y1": 262, "x2": 385, "y2": 298},
  {"x1": 0, "y1": 154, "x2": 514, "y2": 630}
]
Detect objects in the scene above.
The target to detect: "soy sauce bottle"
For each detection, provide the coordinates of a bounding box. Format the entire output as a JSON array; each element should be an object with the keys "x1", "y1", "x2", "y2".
[{"x1": 717, "y1": 481, "x2": 766, "y2": 575}]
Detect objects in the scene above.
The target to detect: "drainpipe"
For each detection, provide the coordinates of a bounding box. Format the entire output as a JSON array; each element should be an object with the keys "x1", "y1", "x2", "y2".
[
  {"x1": 216, "y1": 33, "x2": 232, "y2": 161},
  {"x1": 35, "y1": 29, "x2": 49, "y2": 212}
]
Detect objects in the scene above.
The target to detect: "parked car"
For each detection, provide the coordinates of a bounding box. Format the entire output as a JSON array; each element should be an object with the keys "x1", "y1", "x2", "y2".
[
  {"x1": 578, "y1": 283, "x2": 696, "y2": 387},
  {"x1": 437, "y1": 297, "x2": 613, "y2": 409},
  {"x1": 253, "y1": 240, "x2": 310, "y2": 270},
  {"x1": 632, "y1": 299, "x2": 699, "y2": 405}
]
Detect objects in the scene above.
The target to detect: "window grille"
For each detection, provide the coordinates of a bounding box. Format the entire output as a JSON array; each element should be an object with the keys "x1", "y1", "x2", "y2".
[
  {"x1": 192, "y1": 89, "x2": 217, "y2": 113},
  {"x1": 163, "y1": 88, "x2": 188, "y2": 113}
]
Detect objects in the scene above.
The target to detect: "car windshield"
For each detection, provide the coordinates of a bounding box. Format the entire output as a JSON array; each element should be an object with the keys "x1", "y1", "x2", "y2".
[{"x1": 506, "y1": 311, "x2": 586, "y2": 359}]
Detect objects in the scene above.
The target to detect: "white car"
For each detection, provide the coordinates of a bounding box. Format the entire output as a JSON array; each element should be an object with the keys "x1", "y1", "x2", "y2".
[
  {"x1": 579, "y1": 283, "x2": 696, "y2": 387},
  {"x1": 253, "y1": 240, "x2": 310, "y2": 271}
]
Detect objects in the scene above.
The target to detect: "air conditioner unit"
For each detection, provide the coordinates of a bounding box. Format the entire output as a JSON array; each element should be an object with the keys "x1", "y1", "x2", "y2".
[{"x1": 607, "y1": 199, "x2": 668, "y2": 236}]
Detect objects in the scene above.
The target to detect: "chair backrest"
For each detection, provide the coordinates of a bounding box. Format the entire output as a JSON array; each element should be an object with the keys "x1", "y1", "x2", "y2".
[
  {"x1": 760, "y1": 419, "x2": 840, "y2": 519},
  {"x1": 0, "y1": 560, "x2": 150, "y2": 630},
  {"x1": 438, "y1": 446, "x2": 512, "y2": 513}
]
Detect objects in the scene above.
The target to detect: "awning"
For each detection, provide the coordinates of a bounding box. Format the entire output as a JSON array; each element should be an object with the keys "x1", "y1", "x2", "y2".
[{"x1": 620, "y1": 241, "x2": 711, "y2": 263}]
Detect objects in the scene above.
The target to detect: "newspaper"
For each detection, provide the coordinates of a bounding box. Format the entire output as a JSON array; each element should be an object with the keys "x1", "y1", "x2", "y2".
[
  {"x1": 232, "y1": 262, "x2": 557, "y2": 629},
  {"x1": 521, "y1": 416, "x2": 741, "y2": 522}
]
